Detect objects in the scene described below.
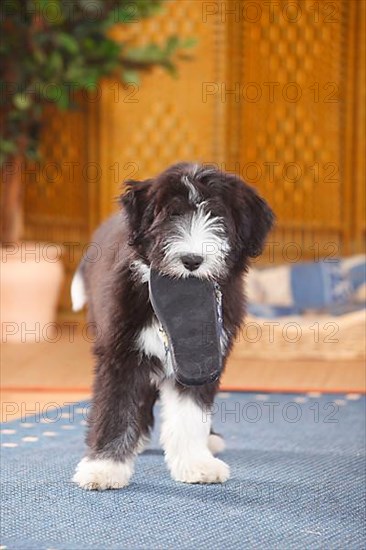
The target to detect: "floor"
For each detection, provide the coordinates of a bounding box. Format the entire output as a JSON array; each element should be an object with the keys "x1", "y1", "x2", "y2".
[
  {"x1": 2, "y1": 333, "x2": 365, "y2": 422},
  {"x1": 2, "y1": 391, "x2": 365, "y2": 549}
]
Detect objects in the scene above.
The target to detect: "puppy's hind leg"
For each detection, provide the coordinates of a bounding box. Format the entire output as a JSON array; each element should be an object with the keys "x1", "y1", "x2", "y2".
[
  {"x1": 208, "y1": 430, "x2": 226, "y2": 455},
  {"x1": 137, "y1": 386, "x2": 158, "y2": 454}
]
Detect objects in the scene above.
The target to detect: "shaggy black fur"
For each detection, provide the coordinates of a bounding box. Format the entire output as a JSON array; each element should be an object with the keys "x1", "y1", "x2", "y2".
[{"x1": 78, "y1": 162, "x2": 274, "y2": 462}]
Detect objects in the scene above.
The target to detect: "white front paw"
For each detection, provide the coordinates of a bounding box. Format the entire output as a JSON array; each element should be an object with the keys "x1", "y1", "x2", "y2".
[
  {"x1": 170, "y1": 456, "x2": 230, "y2": 484},
  {"x1": 72, "y1": 457, "x2": 133, "y2": 490}
]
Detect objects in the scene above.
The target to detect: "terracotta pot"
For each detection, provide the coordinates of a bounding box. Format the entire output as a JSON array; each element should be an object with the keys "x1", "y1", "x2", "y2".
[{"x1": 1, "y1": 243, "x2": 64, "y2": 343}]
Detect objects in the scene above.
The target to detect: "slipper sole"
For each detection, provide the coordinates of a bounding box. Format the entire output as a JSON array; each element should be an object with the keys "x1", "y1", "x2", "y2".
[{"x1": 149, "y1": 270, "x2": 223, "y2": 386}]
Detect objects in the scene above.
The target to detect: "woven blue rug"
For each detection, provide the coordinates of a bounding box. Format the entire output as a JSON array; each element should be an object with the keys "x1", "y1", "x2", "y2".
[{"x1": 1, "y1": 391, "x2": 365, "y2": 550}]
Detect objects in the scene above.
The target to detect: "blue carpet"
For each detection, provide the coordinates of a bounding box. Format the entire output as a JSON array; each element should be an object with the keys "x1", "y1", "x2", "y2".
[{"x1": 1, "y1": 392, "x2": 365, "y2": 550}]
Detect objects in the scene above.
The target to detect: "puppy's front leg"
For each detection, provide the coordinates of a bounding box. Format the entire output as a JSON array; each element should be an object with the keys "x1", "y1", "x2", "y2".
[
  {"x1": 160, "y1": 380, "x2": 230, "y2": 484},
  {"x1": 73, "y1": 350, "x2": 154, "y2": 491}
]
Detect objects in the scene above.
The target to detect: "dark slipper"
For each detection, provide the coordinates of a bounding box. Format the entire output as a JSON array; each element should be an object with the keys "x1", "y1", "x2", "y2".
[{"x1": 148, "y1": 269, "x2": 223, "y2": 386}]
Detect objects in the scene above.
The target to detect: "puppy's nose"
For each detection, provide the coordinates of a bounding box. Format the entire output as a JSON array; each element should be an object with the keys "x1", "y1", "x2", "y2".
[{"x1": 181, "y1": 254, "x2": 203, "y2": 272}]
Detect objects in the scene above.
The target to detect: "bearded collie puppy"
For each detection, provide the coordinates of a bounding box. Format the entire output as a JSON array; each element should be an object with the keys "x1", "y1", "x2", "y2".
[{"x1": 71, "y1": 162, "x2": 274, "y2": 490}]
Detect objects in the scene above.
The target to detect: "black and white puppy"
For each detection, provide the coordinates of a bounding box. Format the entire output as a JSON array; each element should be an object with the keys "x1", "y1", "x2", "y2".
[{"x1": 71, "y1": 162, "x2": 274, "y2": 490}]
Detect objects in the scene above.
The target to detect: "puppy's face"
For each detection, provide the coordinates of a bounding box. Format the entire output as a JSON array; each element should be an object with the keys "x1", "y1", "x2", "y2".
[{"x1": 122, "y1": 163, "x2": 274, "y2": 281}]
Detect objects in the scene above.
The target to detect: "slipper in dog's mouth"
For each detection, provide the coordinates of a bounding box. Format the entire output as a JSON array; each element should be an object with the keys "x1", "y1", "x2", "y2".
[{"x1": 148, "y1": 269, "x2": 223, "y2": 386}]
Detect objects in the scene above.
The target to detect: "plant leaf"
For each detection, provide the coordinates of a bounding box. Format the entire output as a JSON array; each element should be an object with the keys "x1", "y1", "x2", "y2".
[
  {"x1": 13, "y1": 94, "x2": 32, "y2": 110},
  {"x1": 122, "y1": 69, "x2": 140, "y2": 85}
]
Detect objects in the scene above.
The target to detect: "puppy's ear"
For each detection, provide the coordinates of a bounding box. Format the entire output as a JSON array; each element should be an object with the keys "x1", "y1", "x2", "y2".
[
  {"x1": 234, "y1": 181, "x2": 275, "y2": 259},
  {"x1": 120, "y1": 179, "x2": 154, "y2": 246}
]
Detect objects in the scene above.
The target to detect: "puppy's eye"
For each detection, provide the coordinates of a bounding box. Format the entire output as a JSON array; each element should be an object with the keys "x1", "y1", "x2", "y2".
[{"x1": 169, "y1": 209, "x2": 183, "y2": 218}]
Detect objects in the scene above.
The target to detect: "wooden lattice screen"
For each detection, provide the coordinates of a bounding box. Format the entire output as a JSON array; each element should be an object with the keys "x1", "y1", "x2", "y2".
[
  {"x1": 226, "y1": 0, "x2": 365, "y2": 262},
  {"x1": 22, "y1": 0, "x2": 365, "y2": 311}
]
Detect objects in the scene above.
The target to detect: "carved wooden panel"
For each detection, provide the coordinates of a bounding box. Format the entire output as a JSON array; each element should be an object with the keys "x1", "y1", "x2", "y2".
[
  {"x1": 226, "y1": 0, "x2": 364, "y2": 258},
  {"x1": 98, "y1": 0, "x2": 226, "y2": 219},
  {"x1": 352, "y1": 0, "x2": 366, "y2": 253},
  {"x1": 24, "y1": 103, "x2": 91, "y2": 238},
  {"x1": 23, "y1": 100, "x2": 98, "y2": 309}
]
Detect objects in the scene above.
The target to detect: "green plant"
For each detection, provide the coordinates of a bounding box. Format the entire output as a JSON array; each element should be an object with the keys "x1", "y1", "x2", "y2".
[{"x1": 0, "y1": 0, "x2": 195, "y2": 241}]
